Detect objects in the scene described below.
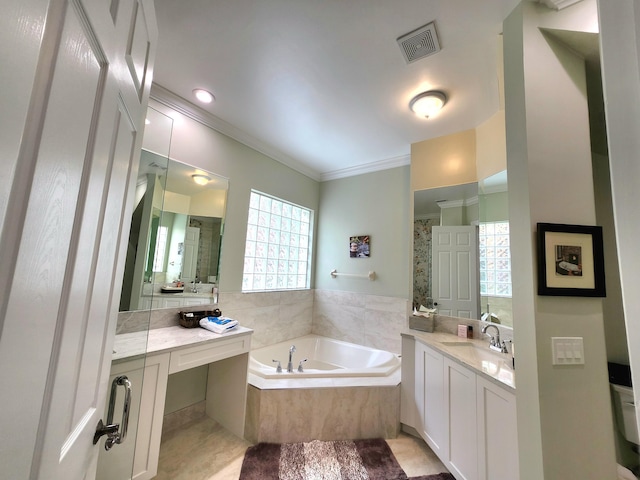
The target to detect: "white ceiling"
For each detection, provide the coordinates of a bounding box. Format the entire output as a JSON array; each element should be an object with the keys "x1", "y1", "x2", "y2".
[{"x1": 152, "y1": 0, "x2": 524, "y2": 181}]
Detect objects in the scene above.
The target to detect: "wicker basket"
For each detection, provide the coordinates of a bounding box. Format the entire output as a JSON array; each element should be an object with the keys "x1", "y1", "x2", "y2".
[{"x1": 179, "y1": 308, "x2": 222, "y2": 328}]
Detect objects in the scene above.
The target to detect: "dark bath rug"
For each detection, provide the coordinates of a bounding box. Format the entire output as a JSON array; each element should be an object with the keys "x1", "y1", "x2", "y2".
[{"x1": 238, "y1": 437, "x2": 454, "y2": 480}]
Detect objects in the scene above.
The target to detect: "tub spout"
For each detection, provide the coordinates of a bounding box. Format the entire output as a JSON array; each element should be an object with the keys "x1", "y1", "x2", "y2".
[{"x1": 287, "y1": 345, "x2": 296, "y2": 373}]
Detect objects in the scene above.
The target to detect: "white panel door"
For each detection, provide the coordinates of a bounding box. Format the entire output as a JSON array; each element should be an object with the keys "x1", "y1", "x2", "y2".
[
  {"x1": 182, "y1": 226, "x2": 200, "y2": 281},
  {"x1": 432, "y1": 226, "x2": 480, "y2": 319},
  {"x1": 0, "y1": 0, "x2": 157, "y2": 478}
]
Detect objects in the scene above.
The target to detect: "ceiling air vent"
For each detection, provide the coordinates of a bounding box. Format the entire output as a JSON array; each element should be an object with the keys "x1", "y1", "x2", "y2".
[{"x1": 397, "y1": 21, "x2": 441, "y2": 64}]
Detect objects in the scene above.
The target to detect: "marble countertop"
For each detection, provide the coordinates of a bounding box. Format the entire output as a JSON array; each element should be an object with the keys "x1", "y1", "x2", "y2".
[
  {"x1": 112, "y1": 325, "x2": 253, "y2": 362},
  {"x1": 403, "y1": 329, "x2": 516, "y2": 391}
]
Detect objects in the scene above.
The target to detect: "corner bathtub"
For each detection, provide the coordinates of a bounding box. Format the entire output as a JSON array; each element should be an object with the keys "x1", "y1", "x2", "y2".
[
  {"x1": 245, "y1": 335, "x2": 402, "y2": 443},
  {"x1": 249, "y1": 334, "x2": 401, "y2": 381}
]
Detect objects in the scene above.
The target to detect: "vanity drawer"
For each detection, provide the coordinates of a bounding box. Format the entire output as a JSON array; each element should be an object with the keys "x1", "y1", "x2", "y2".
[{"x1": 168, "y1": 333, "x2": 251, "y2": 374}]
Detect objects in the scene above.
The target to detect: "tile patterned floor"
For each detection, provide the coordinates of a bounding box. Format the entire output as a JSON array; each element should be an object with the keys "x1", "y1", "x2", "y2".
[{"x1": 155, "y1": 416, "x2": 448, "y2": 480}]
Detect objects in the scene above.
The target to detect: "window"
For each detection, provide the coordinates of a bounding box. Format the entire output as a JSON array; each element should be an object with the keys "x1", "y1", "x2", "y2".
[
  {"x1": 152, "y1": 226, "x2": 168, "y2": 272},
  {"x1": 242, "y1": 190, "x2": 313, "y2": 292},
  {"x1": 479, "y1": 221, "x2": 511, "y2": 297}
]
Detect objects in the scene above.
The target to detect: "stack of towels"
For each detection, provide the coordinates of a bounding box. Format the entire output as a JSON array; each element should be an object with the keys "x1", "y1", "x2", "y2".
[{"x1": 199, "y1": 316, "x2": 238, "y2": 334}]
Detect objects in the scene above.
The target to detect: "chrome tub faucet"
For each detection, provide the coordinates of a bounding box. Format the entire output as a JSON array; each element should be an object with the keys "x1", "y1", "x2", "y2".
[{"x1": 287, "y1": 345, "x2": 296, "y2": 373}]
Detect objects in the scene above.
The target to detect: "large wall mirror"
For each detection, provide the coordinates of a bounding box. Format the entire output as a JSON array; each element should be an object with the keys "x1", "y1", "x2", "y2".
[
  {"x1": 413, "y1": 170, "x2": 512, "y2": 326},
  {"x1": 119, "y1": 107, "x2": 229, "y2": 312}
]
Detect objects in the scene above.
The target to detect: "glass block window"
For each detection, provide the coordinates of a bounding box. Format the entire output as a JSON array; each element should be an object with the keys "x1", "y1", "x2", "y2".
[
  {"x1": 479, "y1": 221, "x2": 512, "y2": 297},
  {"x1": 242, "y1": 190, "x2": 313, "y2": 292},
  {"x1": 152, "y1": 226, "x2": 168, "y2": 273}
]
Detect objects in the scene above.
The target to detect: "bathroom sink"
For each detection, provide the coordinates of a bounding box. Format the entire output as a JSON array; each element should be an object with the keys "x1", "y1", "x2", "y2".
[{"x1": 439, "y1": 341, "x2": 513, "y2": 373}]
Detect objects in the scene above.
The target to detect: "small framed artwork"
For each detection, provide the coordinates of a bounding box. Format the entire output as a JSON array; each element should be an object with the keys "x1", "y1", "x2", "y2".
[
  {"x1": 536, "y1": 223, "x2": 606, "y2": 297},
  {"x1": 349, "y1": 235, "x2": 370, "y2": 258}
]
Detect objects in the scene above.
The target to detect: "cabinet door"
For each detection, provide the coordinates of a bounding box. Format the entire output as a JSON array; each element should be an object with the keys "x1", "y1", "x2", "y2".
[
  {"x1": 416, "y1": 343, "x2": 447, "y2": 457},
  {"x1": 162, "y1": 296, "x2": 184, "y2": 308},
  {"x1": 476, "y1": 377, "x2": 519, "y2": 480},
  {"x1": 183, "y1": 297, "x2": 210, "y2": 306},
  {"x1": 445, "y1": 358, "x2": 478, "y2": 480},
  {"x1": 96, "y1": 353, "x2": 169, "y2": 480}
]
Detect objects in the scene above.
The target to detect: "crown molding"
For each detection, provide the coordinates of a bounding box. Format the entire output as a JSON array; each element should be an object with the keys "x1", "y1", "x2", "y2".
[
  {"x1": 437, "y1": 195, "x2": 478, "y2": 209},
  {"x1": 480, "y1": 184, "x2": 508, "y2": 195},
  {"x1": 320, "y1": 154, "x2": 411, "y2": 182},
  {"x1": 415, "y1": 213, "x2": 441, "y2": 221},
  {"x1": 150, "y1": 84, "x2": 411, "y2": 183},
  {"x1": 536, "y1": 0, "x2": 583, "y2": 11},
  {"x1": 150, "y1": 84, "x2": 322, "y2": 181}
]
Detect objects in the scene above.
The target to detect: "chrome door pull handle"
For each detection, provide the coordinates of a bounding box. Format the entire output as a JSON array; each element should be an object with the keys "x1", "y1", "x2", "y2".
[{"x1": 93, "y1": 375, "x2": 132, "y2": 450}]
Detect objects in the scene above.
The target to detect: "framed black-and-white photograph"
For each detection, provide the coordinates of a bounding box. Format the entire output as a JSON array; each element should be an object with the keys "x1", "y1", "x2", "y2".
[{"x1": 537, "y1": 223, "x2": 606, "y2": 297}]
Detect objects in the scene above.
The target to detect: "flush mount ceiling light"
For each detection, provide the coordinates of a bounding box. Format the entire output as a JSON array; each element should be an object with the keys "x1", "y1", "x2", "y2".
[
  {"x1": 409, "y1": 90, "x2": 447, "y2": 118},
  {"x1": 192, "y1": 174, "x2": 210, "y2": 185},
  {"x1": 193, "y1": 88, "x2": 215, "y2": 104}
]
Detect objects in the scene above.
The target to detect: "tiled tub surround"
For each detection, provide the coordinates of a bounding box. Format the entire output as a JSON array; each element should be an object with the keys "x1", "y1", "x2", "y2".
[
  {"x1": 312, "y1": 289, "x2": 410, "y2": 354},
  {"x1": 116, "y1": 289, "x2": 411, "y2": 355},
  {"x1": 245, "y1": 334, "x2": 402, "y2": 444},
  {"x1": 116, "y1": 290, "x2": 314, "y2": 349},
  {"x1": 245, "y1": 383, "x2": 401, "y2": 444}
]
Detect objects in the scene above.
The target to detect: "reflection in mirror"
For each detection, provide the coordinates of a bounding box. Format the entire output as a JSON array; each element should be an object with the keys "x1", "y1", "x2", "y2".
[
  {"x1": 478, "y1": 170, "x2": 511, "y2": 326},
  {"x1": 412, "y1": 172, "x2": 512, "y2": 326},
  {"x1": 119, "y1": 108, "x2": 229, "y2": 312},
  {"x1": 413, "y1": 182, "x2": 477, "y2": 311}
]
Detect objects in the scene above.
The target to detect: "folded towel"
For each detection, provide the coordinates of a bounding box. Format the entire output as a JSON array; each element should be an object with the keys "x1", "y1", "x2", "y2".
[{"x1": 199, "y1": 316, "x2": 238, "y2": 334}]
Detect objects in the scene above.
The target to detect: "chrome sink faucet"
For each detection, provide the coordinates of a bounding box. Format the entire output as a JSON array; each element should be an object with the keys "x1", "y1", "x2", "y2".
[
  {"x1": 287, "y1": 345, "x2": 296, "y2": 373},
  {"x1": 191, "y1": 279, "x2": 198, "y2": 293},
  {"x1": 481, "y1": 324, "x2": 508, "y2": 353}
]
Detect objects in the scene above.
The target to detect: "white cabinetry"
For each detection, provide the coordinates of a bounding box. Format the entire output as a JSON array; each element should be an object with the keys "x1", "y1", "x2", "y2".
[
  {"x1": 415, "y1": 341, "x2": 446, "y2": 457},
  {"x1": 445, "y1": 357, "x2": 478, "y2": 480},
  {"x1": 96, "y1": 353, "x2": 170, "y2": 480},
  {"x1": 99, "y1": 328, "x2": 251, "y2": 480},
  {"x1": 476, "y1": 376, "x2": 518, "y2": 480},
  {"x1": 140, "y1": 295, "x2": 212, "y2": 309},
  {"x1": 407, "y1": 339, "x2": 518, "y2": 480}
]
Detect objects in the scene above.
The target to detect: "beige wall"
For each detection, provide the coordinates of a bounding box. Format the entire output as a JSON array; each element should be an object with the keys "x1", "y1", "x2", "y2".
[
  {"x1": 476, "y1": 110, "x2": 507, "y2": 181},
  {"x1": 411, "y1": 128, "x2": 477, "y2": 191}
]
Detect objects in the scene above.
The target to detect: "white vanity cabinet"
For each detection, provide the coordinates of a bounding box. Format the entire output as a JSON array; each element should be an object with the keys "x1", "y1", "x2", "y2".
[
  {"x1": 476, "y1": 376, "x2": 518, "y2": 480},
  {"x1": 445, "y1": 357, "x2": 478, "y2": 480},
  {"x1": 415, "y1": 341, "x2": 446, "y2": 457},
  {"x1": 96, "y1": 353, "x2": 170, "y2": 480},
  {"x1": 140, "y1": 295, "x2": 212, "y2": 310},
  {"x1": 99, "y1": 327, "x2": 252, "y2": 480},
  {"x1": 406, "y1": 336, "x2": 518, "y2": 480}
]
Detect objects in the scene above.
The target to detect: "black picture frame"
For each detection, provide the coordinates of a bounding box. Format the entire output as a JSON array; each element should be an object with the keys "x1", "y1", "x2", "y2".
[{"x1": 536, "y1": 223, "x2": 606, "y2": 297}]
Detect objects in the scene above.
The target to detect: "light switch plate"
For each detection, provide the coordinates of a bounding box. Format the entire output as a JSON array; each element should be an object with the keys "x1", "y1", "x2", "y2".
[{"x1": 551, "y1": 337, "x2": 584, "y2": 365}]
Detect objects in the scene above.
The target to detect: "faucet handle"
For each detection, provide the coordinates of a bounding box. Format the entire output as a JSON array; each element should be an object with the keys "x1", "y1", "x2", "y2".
[
  {"x1": 297, "y1": 358, "x2": 308, "y2": 372},
  {"x1": 272, "y1": 359, "x2": 282, "y2": 373}
]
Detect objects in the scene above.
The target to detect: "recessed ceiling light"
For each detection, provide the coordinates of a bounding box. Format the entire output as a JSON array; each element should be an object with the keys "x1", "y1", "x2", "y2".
[
  {"x1": 193, "y1": 89, "x2": 215, "y2": 104},
  {"x1": 192, "y1": 174, "x2": 210, "y2": 185},
  {"x1": 410, "y1": 90, "x2": 447, "y2": 118}
]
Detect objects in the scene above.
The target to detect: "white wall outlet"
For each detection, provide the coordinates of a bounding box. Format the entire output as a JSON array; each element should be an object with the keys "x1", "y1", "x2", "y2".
[{"x1": 551, "y1": 337, "x2": 584, "y2": 365}]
